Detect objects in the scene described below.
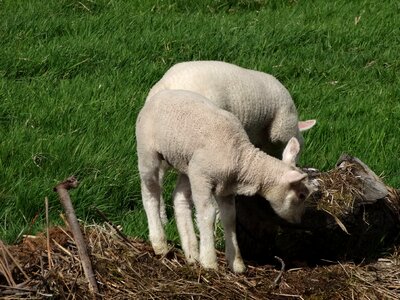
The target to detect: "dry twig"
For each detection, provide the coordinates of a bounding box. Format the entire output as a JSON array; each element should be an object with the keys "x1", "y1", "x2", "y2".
[
  {"x1": 54, "y1": 176, "x2": 99, "y2": 296},
  {"x1": 45, "y1": 197, "x2": 53, "y2": 269},
  {"x1": 271, "y1": 256, "x2": 285, "y2": 288}
]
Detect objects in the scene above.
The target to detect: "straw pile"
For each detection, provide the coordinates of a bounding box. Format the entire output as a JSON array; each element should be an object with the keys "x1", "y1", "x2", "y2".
[
  {"x1": 1, "y1": 155, "x2": 399, "y2": 299},
  {"x1": 0, "y1": 224, "x2": 400, "y2": 299},
  {"x1": 1, "y1": 222, "x2": 399, "y2": 299},
  {"x1": 236, "y1": 155, "x2": 400, "y2": 264},
  {"x1": 307, "y1": 155, "x2": 397, "y2": 222}
]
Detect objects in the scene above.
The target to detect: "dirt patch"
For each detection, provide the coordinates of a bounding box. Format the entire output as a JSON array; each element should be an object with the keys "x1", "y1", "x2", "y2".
[{"x1": 1, "y1": 224, "x2": 399, "y2": 299}]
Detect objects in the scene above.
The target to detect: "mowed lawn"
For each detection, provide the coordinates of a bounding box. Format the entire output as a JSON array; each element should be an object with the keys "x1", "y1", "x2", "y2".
[{"x1": 1, "y1": 0, "x2": 399, "y2": 243}]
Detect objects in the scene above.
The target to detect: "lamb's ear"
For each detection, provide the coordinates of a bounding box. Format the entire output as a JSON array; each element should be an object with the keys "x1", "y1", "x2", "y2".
[
  {"x1": 298, "y1": 119, "x2": 316, "y2": 132},
  {"x1": 281, "y1": 170, "x2": 307, "y2": 185},
  {"x1": 282, "y1": 137, "x2": 300, "y2": 165}
]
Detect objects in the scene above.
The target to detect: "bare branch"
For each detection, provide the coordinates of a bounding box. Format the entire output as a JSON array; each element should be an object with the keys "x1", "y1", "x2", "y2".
[
  {"x1": 271, "y1": 256, "x2": 285, "y2": 288},
  {"x1": 54, "y1": 176, "x2": 99, "y2": 296}
]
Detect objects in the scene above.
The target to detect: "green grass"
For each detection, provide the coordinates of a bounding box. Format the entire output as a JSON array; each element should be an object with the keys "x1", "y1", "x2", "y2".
[{"x1": 1, "y1": 0, "x2": 399, "y2": 244}]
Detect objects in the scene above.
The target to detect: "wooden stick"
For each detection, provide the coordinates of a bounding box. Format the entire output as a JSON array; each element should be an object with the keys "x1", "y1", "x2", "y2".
[
  {"x1": 271, "y1": 256, "x2": 285, "y2": 288},
  {"x1": 45, "y1": 197, "x2": 53, "y2": 269},
  {"x1": 54, "y1": 176, "x2": 99, "y2": 295}
]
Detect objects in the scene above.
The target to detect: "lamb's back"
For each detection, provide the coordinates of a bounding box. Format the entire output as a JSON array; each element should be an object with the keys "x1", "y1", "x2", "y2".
[
  {"x1": 137, "y1": 89, "x2": 249, "y2": 173},
  {"x1": 149, "y1": 61, "x2": 293, "y2": 110}
]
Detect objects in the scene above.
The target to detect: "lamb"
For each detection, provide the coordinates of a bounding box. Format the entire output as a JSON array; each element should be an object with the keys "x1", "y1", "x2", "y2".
[
  {"x1": 147, "y1": 60, "x2": 316, "y2": 159},
  {"x1": 136, "y1": 89, "x2": 316, "y2": 273},
  {"x1": 149, "y1": 61, "x2": 316, "y2": 225}
]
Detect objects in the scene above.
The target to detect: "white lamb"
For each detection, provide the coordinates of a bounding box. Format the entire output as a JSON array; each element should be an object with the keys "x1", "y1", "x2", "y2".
[
  {"x1": 136, "y1": 89, "x2": 316, "y2": 273},
  {"x1": 147, "y1": 60, "x2": 316, "y2": 159}
]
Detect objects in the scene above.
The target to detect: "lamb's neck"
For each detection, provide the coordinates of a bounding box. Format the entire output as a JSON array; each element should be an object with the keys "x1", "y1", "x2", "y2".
[{"x1": 236, "y1": 144, "x2": 286, "y2": 196}]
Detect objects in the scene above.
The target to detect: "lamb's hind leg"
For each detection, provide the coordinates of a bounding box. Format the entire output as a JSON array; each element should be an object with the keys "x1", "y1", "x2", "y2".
[
  {"x1": 173, "y1": 174, "x2": 198, "y2": 264},
  {"x1": 138, "y1": 153, "x2": 168, "y2": 256},
  {"x1": 159, "y1": 161, "x2": 169, "y2": 225},
  {"x1": 189, "y1": 173, "x2": 217, "y2": 270},
  {"x1": 216, "y1": 196, "x2": 246, "y2": 273}
]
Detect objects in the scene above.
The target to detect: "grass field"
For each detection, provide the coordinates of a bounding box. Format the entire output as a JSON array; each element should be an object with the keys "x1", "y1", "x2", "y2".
[{"x1": 1, "y1": 0, "x2": 399, "y2": 244}]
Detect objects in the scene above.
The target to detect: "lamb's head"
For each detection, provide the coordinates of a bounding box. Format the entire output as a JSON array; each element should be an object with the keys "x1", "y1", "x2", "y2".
[
  {"x1": 264, "y1": 170, "x2": 316, "y2": 223},
  {"x1": 261, "y1": 137, "x2": 317, "y2": 224}
]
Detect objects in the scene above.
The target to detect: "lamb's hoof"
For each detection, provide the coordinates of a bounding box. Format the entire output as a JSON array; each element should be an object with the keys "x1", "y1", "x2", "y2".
[
  {"x1": 231, "y1": 260, "x2": 246, "y2": 273},
  {"x1": 186, "y1": 253, "x2": 199, "y2": 265},
  {"x1": 200, "y1": 260, "x2": 218, "y2": 271},
  {"x1": 153, "y1": 243, "x2": 169, "y2": 256}
]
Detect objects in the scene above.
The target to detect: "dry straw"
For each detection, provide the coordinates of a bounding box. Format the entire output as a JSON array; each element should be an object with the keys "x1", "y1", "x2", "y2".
[
  {"x1": 0, "y1": 222, "x2": 399, "y2": 299},
  {"x1": 1, "y1": 159, "x2": 399, "y2": 299}
]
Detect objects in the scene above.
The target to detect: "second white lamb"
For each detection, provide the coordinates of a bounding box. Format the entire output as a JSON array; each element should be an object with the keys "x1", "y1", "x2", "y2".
[{"x1": 147, "y1": 60, "x2": 316, "y2": 158}]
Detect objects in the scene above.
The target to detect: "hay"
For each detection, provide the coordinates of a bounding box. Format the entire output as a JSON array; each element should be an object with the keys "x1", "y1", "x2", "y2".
[
  {"x1": 236, "y1": 155, "x2": 400, "y2": 264},
  {"x1": 1, "y1": 155, "x2": 399, "y2": 298},
  {"x1": 304, "y1": 157, "x2": 400, "y2": 235},
  {"x1": 305, "y1": 155, "x2": 398, "y2": 223},
  {"x1": 312, "y1": 164, "x2": 364, "y2": 217},
  {"x1": 0, "y1": 224, "x2": 277, "y2": 299},
  {"x1": 347, "y1": 249, "x2": 400, "y2": 300},
  {"x1": 1, "y1": 223, "x2": 399, "y2": 299}
]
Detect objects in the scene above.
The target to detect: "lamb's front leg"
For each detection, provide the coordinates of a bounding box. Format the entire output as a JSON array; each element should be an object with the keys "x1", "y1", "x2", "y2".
[
  {"x1": 173, "y1": 174, "x2": 198, "y2": 264},
  {"x1": 216, "y1": 196, "x2": 246, "y2": 273},
  {"x1": 189, "y1": 176, "x2": 217, "y2": 270}
]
